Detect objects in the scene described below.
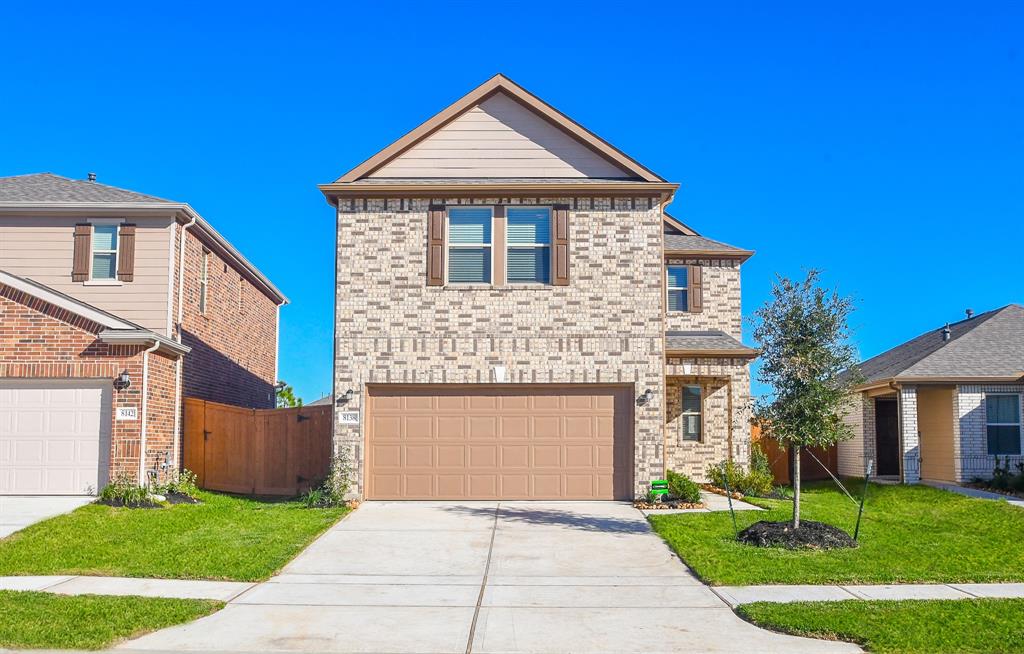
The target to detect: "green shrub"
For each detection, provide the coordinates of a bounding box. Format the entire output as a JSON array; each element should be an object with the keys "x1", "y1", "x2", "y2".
[
  {"x1": 156, "y1": 469, "x2": 200, "y2": 499},
  {"x1": 98, "y1": 475, "x2": 151, "y2": 507},
  {"x1": 301, "y1": 450, "x2": 353, "y2": 508},
  {"x1": 665, "y1": 469, "x2": 702, "y2": 503},
  {"x1": 707, "y1": 448, "x2": 775, "y2": 498}
]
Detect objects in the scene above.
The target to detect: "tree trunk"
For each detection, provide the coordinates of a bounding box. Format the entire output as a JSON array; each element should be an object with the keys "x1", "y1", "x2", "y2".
[{"x1": 792, "y1": 443, "x2": 802, "y2": 529}]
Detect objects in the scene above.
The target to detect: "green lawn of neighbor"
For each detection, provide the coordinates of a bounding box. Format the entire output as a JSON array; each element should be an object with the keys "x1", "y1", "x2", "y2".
[
  {"x1": 0, "y1": 590, "x2": 222, "y2": 650},
  {"x1": 0, "y1": 491, "x2": 347, "y2": 581},
  {"x1": 738, "y1": 598, "x2": 1024, "y2": 654},
  {"x1": 648, "y1": 482, "x2": 1024, "y2": 585}
]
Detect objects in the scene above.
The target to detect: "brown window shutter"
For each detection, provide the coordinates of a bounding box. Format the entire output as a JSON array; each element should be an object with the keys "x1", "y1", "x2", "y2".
[
  {"x1": 426, "y1": 205, "x2": 445, "y2": 286},
  {"x1": 72, "y1": 224, "x2": 91, "y2": 281},
  {"x1": 688, "y1": 264, "x2": 703, "y2": 312},
  {"x1": 552, "y1": 204, "x2": 570, "y2": 286},
  {"x1": 117, "y1": 224, "x2": 136, "y2": 282}
]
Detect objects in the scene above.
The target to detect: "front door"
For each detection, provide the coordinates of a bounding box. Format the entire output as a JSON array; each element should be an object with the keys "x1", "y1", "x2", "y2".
[{"x1": 875, "y1": 398, "x2": 900, "y2": 476}]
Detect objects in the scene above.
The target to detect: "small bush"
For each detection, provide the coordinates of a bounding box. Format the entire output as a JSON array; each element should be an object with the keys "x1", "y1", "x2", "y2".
[
  {"x1": 666, "y1": 469, "x2": 702, "y2": 503},
  {"x1": 301, "y1": 449, "x2": 353, "y2": 508},
  {"x1": 98, "y1": 475, "x2": 151, "y2": 507},
  {"x1": 156, "y1": 469, "x2": 200, "y2": 499},
  {"x1": 707, "y1": 446, "x2": 776, "y2": 498}
]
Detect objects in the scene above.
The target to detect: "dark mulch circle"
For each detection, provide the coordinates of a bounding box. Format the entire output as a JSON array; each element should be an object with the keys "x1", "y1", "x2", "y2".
[
  {"x1": 738, "y1": 520, "x2": 857, "y2": 550},
  {"x1": 165, "y1": 492, "x2": 201, "y2": 505},
  {"x1": 95, "y1": 499, "x2": 163, "y2": 509}
]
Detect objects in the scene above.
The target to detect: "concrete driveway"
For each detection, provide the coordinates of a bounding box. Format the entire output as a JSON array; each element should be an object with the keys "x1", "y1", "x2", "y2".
[
  {"x1": 0, "y1": 496, "x2": 92, "y2": 538},
  {"x1": 122, "y1": 502, "x2": 859, "y2": 654}
]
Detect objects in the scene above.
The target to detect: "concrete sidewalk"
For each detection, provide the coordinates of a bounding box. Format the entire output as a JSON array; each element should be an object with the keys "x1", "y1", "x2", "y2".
[
  {"x1": 922, "y1": 480, "x2": 1024, "y2": 508},
  {"x1": 714, "y1": 582, "x2": 1024, "y2": 607},
  {"x1": 0, "y1": 495, "x2": 93, "y2": 538},
  {"x1": 0, "y1": 575, "x2": 252, "y2": 601}
]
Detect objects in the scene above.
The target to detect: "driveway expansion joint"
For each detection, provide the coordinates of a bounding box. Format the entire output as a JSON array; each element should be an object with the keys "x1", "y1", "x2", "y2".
[{"x1": 465, "y1": 502, "x2": 500, "y2": 654}]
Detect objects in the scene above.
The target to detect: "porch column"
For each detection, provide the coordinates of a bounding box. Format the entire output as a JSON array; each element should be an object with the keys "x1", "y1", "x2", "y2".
[{"x1": 899, "y1": 385, "x2": 920, "y2": 483}]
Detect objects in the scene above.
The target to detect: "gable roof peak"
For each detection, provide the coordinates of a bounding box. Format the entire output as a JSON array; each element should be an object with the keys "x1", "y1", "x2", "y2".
[{"x1": 330, "y1": 74, "x2": 668, "y2": 186}]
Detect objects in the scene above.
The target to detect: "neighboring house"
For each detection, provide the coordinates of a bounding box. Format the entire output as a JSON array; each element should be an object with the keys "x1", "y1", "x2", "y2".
[
  {"x1": 306, "y1": 395, "x2": 333, "y2": 407},
  {"x1": 322, "y1": 74, "x2": 757, "y2": 501},
  {"x1": 0, "y1": 173, "x2": 287, "y2": 495},
  {"x1": 840, "y1": 305, "x2": 1024, "y2": 484}
]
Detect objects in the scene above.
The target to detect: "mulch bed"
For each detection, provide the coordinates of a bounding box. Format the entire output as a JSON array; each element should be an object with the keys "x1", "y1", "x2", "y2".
[
  {"x1": 964, "y1": 483, "x2": 1024, "y2": 500},
  {"x1": 95, "y1": 499, "x2": 163, "y2": 509},
  {"x1": 738, "y1": 520, "x2": 857, "y2": 550}
]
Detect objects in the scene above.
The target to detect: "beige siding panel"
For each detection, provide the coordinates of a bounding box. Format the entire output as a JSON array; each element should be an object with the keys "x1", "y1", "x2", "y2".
[
  {"x1": 918, "y1": 386, "x2": 957, "y2": 482},
  {"x1": 839, "y1": 393, "x2": 866, "y2": 477},
  {"x1": 0, "y1": 216, "x2": 173, "y2": 334},
  {"x1": 368, "y1": 92, "x2": 632, "y2": 179}
]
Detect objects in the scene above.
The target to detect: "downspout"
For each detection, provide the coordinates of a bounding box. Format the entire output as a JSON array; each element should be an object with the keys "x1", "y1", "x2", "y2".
[
  {"x1": 138, "y1": 341, "x2": 161, "y2": 486},
  {"x1": 889, "y1": 380, "x2": 904, "y2": 482},
  {"x1": 171, "y1": 217, "x2": 196, "y2": 473}
]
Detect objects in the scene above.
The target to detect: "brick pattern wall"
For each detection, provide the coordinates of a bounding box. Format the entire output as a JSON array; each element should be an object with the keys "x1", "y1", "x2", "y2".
[
  {"x1": 335, "y1": 196, "x2": 667, "y2": 498},
  {"x1": 899, "y1": 385, "x2": 920, "y2": 482},
  {"x1": 176, "y1": 225, "x2": 278, "y2": 409},
  {"x1": 956, "y1": 384, "x2": 1024, "y2": 481},
  {"x1": 0, "y1": 284, "x2": 177, "y2": 483},
  {"x1": 664, "y1": 257, "x2": 743, "y2": 337},
  {"x1": 664, "y1": 358, "x2": 751, "y2": 481}
]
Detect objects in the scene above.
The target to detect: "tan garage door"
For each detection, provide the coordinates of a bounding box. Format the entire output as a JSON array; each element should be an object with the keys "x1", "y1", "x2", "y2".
[{"x1": 366, "y1": 385, "x2": 633, "y2": 500}]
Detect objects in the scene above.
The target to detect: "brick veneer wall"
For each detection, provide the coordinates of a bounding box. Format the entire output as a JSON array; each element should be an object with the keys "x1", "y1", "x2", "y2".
[
  {"x1": 664, "y1": 257, "x2": 743, "y2": 337},
  {"x1": 176, "y1": 226, "x2": 278, "y2": 409},
  {"x1": 335, "y1": 196, "x2": 667, "y2": 499},
  {"x1": 0, "y1": 284, "x2": 177, "y2": 484},
  {"x1": 956, "y1": 384, "x2": 1024, "y2": 481},
  {"x1": 899, "y1": 385, "x2": 920, "y2": 482},
  {"x1": 664, "y1": 358, "x2": 751, "y2": 481}
]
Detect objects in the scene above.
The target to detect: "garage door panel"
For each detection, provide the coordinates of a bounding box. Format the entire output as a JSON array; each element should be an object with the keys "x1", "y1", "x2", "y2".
[
  {"x1": 46, "y1": 440, "x2": 76, "y2": 462},
  {"x1": 366, "y1": 385, "x2": 632, "y2": 500}
]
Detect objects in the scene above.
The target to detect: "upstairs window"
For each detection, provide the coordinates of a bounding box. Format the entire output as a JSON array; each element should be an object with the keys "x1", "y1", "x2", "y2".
[
  {"x1": 91, "y1": 224, "x2": 118, "y2": 280},
  {"x1": 681, "y1": 385, "x2": 702, "y2": 441},
  {"x1": 667, "y1": 265, "x2": 688, "y2": 312},
  {"x1": 199, "y1": 249, "x2": 210, "y2": 314},
  {"x1": 507, "y1": 207, "x2": 551, "y2": 284},
  {"x1": 987, "y1": 394, "x2": 1022, "y2": 455},
  {"x1": 447, "y1": 207, "x2": 492, "y2": 284}
]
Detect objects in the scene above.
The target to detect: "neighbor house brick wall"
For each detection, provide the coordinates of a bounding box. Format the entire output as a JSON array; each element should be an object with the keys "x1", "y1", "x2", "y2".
[
  {"x1": 664, "y1": 357, "x2": 751, "y2": 481},
  {"x1": 176, "y1": 225, "x2": 278, "y2": 409},
  {"x1": 334, "y1": 196, "x2": 667, "y2": 498},
  {"x1": 664, "y1": 257, "x2": 743, "y2": 338},
  {"x1": 955, "y1": 384, "x2": 1024, "y2": 481},
  {"x1": 0, "y1": 283, "x2": 177, "y2": 484},
  {"x1": 899, "y1": 385, "x2": 920, "y2": 482}
]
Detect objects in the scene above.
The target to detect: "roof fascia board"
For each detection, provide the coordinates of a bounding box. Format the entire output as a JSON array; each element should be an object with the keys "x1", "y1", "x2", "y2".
[
  {"x1": 664, "y1": 249, "x2": 755, "y2": 261},
  {"x1": 663, "y1": 213, "x2": 698, "y2": 236},
  {"x1": 98, "y1": 329, "x2": 191, "y2": 357},
  {"x1": 666, "y1": 348, "x2": 760, "y2": 359},
  {"x1": 321, "y1": 182, "x2": 678, "y2": 202},
  {"x1": 854, "y1": 375, "x2": 1024, "y2": 392},
  {"x1": 334, "y1": 74, "x2": 665, "y2": 184}
]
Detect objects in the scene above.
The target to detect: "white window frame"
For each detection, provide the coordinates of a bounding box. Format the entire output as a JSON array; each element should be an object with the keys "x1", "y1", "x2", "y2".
[
  {"x1": 85, "y1": 219, "x2": 122, "y2": 286},
  {"x1": 506, "y1": 205, "x2": 551, "y2": 286},
  {"x1": 199, "y1": 249, "x2": 210, "y2": 314},
  {"x1": 445, "y1": 206, "x2": 494, "y2": 286},
  {"x1": 986, "y1": 393, "x2": 1022, "y2": 455},
  {"x1": 667, "y1": 265, "x2": 688, "y2": 313},
  {"x1": 680, "y1": 384, "x2": 703, "y2": 442}
]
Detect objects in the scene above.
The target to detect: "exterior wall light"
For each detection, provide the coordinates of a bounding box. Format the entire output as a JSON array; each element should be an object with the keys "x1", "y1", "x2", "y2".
[
  {"x1": 338, "y1": 389, "x2": 354, "y2": 404},
  {"x1": 637, "y1": 389, "x2": 654, "y2": 406},
  {"x1": 113, "y1": 371, "x2": 131, "y2": 391}
]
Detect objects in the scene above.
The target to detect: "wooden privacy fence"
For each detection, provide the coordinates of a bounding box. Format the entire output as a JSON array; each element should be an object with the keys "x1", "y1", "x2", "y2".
[
  {"x1": 183, "y1": 398, "x2": 333, "y2": 496},
  {"x1": 752, "y1": 423, "x2": 838, "y2": 485}
]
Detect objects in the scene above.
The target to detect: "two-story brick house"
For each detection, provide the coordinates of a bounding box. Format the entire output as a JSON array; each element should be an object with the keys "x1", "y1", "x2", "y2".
[
  {"x1": 322, "y1": 75, "x2": 756, "y2": 501},
  {"x1": 0, "y1": 173, "x2": 287, "y2": 494}
]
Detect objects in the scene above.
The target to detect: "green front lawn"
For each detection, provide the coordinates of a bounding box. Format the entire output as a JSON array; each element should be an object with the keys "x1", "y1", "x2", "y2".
[
  {"x1": 0, "y1": 491, "x2": 347, "y2": 581},
  {"x1": 649, "y1": 482, "x2": 1024, "y2": 585},
  {"x1": 738, "y1": 599, "x2": 1024, "y2": 654},
  {"x1": 0, "y1": 590, "x2": 221, "y2": 650}
]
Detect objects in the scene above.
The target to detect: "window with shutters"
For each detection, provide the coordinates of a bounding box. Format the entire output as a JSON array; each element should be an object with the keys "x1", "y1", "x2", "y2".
[
  {"x1": 507, "y1": 207, "x2": 551, "y2": 284},
  {"x1": 667, "y1": 265, "x2": 688, "y2": 312},
  {"x1": 986, "y1": 394, "x2": 1022, "y2": 455},
  {"x1": 681, "y1": 385, "x2": 702, "y2": 441},
  {"x1": 199, "y1": 249, "x2": 210, "y2": 314},
  {"x1": 89, "y1": 222, "x2": 119, "y2": 281},
  {"x1": 447, "y1": 207, "x2": 492, "y2": 284}
]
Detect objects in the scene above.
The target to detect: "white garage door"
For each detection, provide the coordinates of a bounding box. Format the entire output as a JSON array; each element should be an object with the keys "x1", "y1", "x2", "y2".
[{"x1": 0, "y1": 381, "x2": 110, "y2": 495}]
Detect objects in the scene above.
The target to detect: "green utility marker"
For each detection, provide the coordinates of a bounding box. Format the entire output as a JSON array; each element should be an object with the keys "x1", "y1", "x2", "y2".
[{"x1": 650, "y1": 479, "x2": 669, "y2": 497}]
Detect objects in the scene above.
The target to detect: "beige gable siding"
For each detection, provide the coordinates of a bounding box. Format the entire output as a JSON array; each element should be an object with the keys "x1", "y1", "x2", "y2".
[
  {"x1": 368, "y1": 92, "x2": 633, "y2": 179},
  {"x1": 0, "y1": 215, "x2": 173, "y2": 334}
]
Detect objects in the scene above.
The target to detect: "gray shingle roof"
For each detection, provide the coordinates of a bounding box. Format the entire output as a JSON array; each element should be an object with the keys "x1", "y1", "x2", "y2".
[
  {"x1": 855, "y1": 305, "x2": 1024, "y2": 384},
  {"x1": 664, "y1": 232, "x2": 752, "y2": 254},
  {"x1": 666, "y1": 330, "x2": 758, "y2": 355},
  {"x1": 0, "y1": 173, "x2": 175, "y2": 204},
  {"x1": 306, "y1": 395, "x2": 333, "y2": 406}
]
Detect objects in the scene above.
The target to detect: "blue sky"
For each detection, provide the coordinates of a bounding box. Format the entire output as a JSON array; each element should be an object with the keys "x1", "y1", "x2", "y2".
[{"x1": 2, "y1": 2, "x2": 1021, "y2": 401}]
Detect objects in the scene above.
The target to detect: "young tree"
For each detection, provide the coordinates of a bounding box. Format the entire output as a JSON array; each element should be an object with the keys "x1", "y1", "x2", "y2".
[
  {"x1": 276, "y1": 384, "x2": 303, "y2": 408},
  {"x1": 752, "y1": 270, "x2": 863, "y2": 528}
]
